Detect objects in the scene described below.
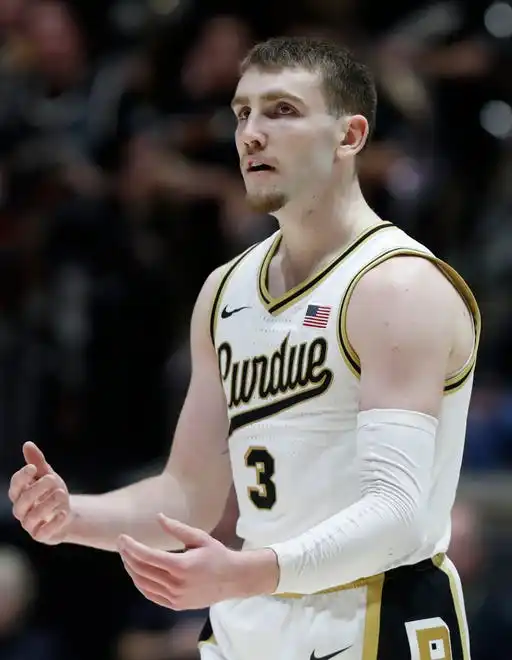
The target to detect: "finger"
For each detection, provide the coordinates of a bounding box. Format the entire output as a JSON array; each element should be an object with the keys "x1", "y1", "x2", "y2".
[
  {"x1": 14, "y1": 473, "x2": 59, "y2": 515},
  {"x1": 23, "y1": 442, "x2": 53, "y2": 477},
  {"x1": 157, "y1": 514, "x2": 211, "y2": 549},
  {"x1": 132, "y1": 580, "x2": 174, "y2": 609},
  {"x1": 122, "y1": 559, "x2": 175, "y2": 605},
  {"x1": 23, "y1": 489, "x2": 67, "y2": 535},
  {"x1": 33, "y1": 511, "x2": 67, "y2": 543},
  {"x1": 118, "y1": 535, "x2": 177, "y2": 572},
  {"x1": 13, "y1": 474, "x2": 60, "y2": 520},
  {"x1": 120, "y1": 549, "x2": 176, "y2": 586},
  {"x1": 9, "y1": 465, "x2": 37, "y2": 502}
]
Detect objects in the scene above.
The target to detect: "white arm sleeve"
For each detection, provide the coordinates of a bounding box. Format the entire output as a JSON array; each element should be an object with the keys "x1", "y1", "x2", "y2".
[{"x1": 268, "y1": 408, "x2": 437, "y2": 594}]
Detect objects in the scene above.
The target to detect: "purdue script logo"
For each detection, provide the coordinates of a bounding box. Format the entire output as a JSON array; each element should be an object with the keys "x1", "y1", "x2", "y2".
[{"x1": 217, "y1": 333, "x2": 333, "y2": 434}]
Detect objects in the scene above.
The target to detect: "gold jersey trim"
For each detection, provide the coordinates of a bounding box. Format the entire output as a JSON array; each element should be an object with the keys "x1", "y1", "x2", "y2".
[
  {"x1": 197, "y1": 633, "x2": 217, "y2": 648},
  {"x1": 336, "y1": 248, "x2": 481, "y2": 395},
  {"x1": 257, "y1": 222, "x2": 394, "y2": 316},
  {"x1": 209, "y1": 243, "x2": 260, "y2": 345}
]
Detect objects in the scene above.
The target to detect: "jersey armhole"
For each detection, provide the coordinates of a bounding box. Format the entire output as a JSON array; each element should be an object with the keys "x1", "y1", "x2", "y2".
[{"x1": 336, "y1": 248, "x2": 481, "y2": 394}]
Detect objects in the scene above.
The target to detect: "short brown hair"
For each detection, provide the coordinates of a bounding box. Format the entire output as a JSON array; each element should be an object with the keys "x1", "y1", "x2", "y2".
[{"x1": 241, "y1": 36, "x2": 377, "y2": 139}]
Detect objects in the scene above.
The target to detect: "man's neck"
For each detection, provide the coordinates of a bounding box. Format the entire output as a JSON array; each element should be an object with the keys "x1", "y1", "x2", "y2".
[{"x1": 273, "y1": 177, "x2": 381, "y2": 286}]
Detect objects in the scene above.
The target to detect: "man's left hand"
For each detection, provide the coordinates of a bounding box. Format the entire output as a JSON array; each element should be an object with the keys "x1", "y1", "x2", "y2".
[{"x1": 117, "y1": 514, "x2": 279, "y2": 610}]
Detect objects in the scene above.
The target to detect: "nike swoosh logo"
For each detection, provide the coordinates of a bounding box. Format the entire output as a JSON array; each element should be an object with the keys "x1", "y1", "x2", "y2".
[
  {"x1": 310, "y1": 647, "x2": 352, "y2": 660},
  {"x1": 221, "y1": 305, "x2": 250, "y2": 319}
]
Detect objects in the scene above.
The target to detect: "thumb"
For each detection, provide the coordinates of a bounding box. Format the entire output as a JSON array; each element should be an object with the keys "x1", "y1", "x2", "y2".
[
  {"x1": 157, "y1": 514, "x2": 211, "y2": 549},
  {"x1": 23, "y1": 442, "x2": 53, "y2": 477}
]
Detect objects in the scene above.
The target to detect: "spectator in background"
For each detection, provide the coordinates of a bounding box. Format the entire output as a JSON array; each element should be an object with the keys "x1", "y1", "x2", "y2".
[
  {"x1": 449, "y1": 500, "x2": 512, "y2": 660},
  {"x1": 116, "y1": 600, "x2": 206, "y2": 660},
  {"x1": 463, "y1": 375, "x2": 512, "y2": 470},
  {"x1": 0, "y1": 545, "x2": 60, "y2": 660},
  {"x1": 373, "y1": 0, "x2": 510, "y2": 257}
]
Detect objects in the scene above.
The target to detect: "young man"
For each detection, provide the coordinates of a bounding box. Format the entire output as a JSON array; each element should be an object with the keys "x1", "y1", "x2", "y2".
[{"x1": 9, "y1": 37, "x2": 479, "y2": 660}]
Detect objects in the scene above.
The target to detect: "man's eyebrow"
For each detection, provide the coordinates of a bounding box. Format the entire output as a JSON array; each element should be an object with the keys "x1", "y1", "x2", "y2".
[{"x1": 230, "y1": 91, "x2": 304, "y2": 110}]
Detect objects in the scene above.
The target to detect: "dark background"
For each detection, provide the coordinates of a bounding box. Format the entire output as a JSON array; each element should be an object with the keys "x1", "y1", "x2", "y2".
[{"x1": 0, "y1": 0, "x2": 511, "y2": 658}]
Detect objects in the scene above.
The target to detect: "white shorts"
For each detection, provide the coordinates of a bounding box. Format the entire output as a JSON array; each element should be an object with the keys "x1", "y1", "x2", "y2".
[{"x1": 198, "y1": 555, "x2": 471, "y2": 660}]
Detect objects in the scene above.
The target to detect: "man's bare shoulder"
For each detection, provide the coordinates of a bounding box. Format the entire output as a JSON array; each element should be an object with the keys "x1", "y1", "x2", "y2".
[
  {"x1": 203, "y1": 243, "x2": 261, "y2": 297},
  {"x1": 201, "y1": 263, "x2": 231, "y2": 299},
  {"x1": 194, "y1": 244, "x2": 261, "y2": 338},
  {"x1": 350, "y1": 254, "x2": 457, "y2": 318},
  {"x1": 346, "y1": 254, "x2": 461, "y2": 367},
  {"x1": 346, "y1": 255, "x2": 471, "y2": 413}
]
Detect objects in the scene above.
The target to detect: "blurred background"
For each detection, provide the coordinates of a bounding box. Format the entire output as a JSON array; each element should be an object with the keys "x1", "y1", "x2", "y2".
[{"x1": 0, "y1": 0, "x2": 511, "y2": 658}]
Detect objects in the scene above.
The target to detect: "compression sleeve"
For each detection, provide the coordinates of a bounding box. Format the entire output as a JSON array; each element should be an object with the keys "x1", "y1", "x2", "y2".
[{"x1": 267, "y1": 408, "x2": 437, "y2": 594}]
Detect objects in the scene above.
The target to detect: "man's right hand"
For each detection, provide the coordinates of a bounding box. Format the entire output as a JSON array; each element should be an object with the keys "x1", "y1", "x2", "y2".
[{"x1": 8, "y1": 442, "x2": 71, "y2": 545}]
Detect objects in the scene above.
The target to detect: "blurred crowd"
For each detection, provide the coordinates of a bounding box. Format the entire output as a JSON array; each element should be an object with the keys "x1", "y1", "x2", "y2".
[{"x1": 0, "y1": 0, "x2": 511, "y2": 658}]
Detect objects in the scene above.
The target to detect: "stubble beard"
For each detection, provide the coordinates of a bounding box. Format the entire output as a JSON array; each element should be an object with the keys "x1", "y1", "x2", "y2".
[{"x1": 245, "y1": 187, "x2": 289, "y2": 214}]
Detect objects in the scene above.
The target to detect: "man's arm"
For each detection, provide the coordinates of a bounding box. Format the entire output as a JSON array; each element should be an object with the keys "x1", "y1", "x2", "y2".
[
  {"x1": 241, "y1": 257, "x2": 473, "y2": 595},
  {"x1": 62, "y1": 266, "x2": 233, "y2": 551},
  {"x1": 353, "y1": 256, "x2": 453, "y2": 415},
  {"x1": 211, "y1": 485, "x2": 242, "y2": 549}
]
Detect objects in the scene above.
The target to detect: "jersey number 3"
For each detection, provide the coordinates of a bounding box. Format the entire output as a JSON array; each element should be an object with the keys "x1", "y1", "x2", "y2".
[{"x1": 245, "y1": 447, "x2": 276, "y2": 509}]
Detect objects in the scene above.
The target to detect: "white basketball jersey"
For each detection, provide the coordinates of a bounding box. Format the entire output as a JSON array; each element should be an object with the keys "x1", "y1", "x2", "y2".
[{"x1": 210, "y1": 222, "x2": 480, "y2": 573}]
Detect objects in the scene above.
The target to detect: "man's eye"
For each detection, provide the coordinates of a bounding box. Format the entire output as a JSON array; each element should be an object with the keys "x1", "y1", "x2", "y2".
[{"x1": 275, "y1": 103, "x2": 295, "y2": 115}]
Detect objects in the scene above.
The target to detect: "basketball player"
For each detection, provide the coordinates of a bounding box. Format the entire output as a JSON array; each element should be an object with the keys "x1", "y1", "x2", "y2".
[{"x1": 9, "y1": 37, "x2": 479, "y2": 660}]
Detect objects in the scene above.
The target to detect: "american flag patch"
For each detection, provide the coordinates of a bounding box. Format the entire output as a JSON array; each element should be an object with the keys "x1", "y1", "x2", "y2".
[{"x1": 303, "y1": 304, "x2": 331, "y2": 328}]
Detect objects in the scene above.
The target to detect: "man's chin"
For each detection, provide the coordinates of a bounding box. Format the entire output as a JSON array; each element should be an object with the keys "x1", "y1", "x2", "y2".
[{"x1": 246, "y1": 191, "x2": 288, "y2": 215}]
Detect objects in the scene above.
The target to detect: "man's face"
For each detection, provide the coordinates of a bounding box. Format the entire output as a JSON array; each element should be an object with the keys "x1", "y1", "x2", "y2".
[{"x1": 232, "y1": 66, "x2": 344, "y2": 214}]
